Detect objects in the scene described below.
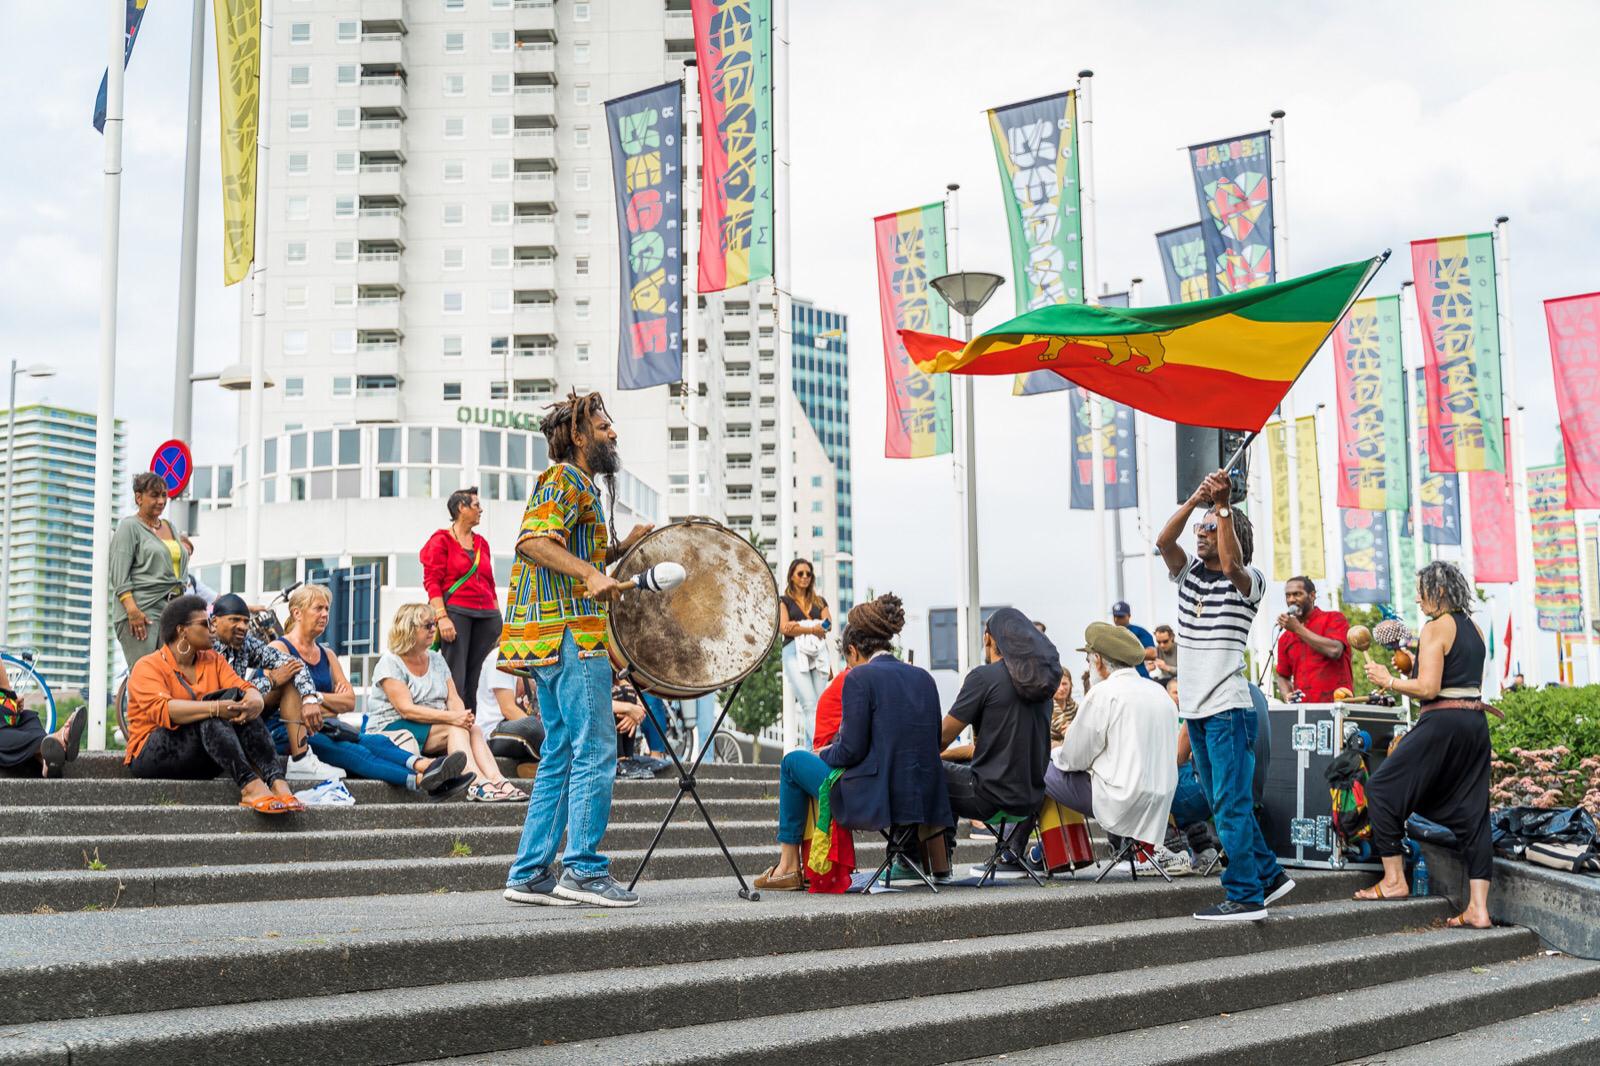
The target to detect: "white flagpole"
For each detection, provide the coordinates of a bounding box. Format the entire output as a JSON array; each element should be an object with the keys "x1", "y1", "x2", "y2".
[
  {"x1": 88, "y1": 0, "x2": 129, "y2": 750},
  {"x1": 1493, "y1": 216, "x2": 1541, "y2": 683},
  {"x1": 945, "y1": 183, "x2": 984, "y2": 677},
  {"x1": 243, "y1": 0, "x2": 278, "y2": 602},
  {"x1": 774, "y1": 0, "x2": 797, "y2": 750},
  {"x1": 1078, "y1": 70, "x2": 1108, "y2": 621},
  {"x1": 1577, "y1": 515, "x2": 1600, "y2": 685},
  {"x1": 1271, "y1": 109, "x2": 1300, "y2": 580},
  {"x1": 1401, "y1": 281, "x2": 1426, "y2": 621},
  {"x1": 1131, "y1": 276, "x2": 1156, "y2": 623},
  {"x1": 171, "y1": 0, "x2": 206, "y2": 537},
  {"x1": 682, "y1": 61, "x2": 700, "y2": 519}
]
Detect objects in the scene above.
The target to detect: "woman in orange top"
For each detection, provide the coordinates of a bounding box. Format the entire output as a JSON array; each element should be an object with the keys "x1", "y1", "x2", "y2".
[{"x1": 125, "y1": 595, "x2": 300, "y2": 814}]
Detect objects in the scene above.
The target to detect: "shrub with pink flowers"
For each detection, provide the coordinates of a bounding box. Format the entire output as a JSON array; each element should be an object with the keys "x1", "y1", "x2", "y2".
[
  {"x1": 1489, "y1": 747, "x2": 1600, "y2": 813},
  {"x1": 1489, "y1": 685, "x2": 1600, "y2": 813}
]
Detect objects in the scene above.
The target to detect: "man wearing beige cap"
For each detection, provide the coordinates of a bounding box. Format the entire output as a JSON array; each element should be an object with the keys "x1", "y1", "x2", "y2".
[{"x1": 1048, "y1": 623, "x2": 1179, "y2": 854}]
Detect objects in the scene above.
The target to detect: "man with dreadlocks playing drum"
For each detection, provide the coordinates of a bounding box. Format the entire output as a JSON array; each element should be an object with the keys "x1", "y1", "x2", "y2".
[{"x1": 503, "y1": 391, "x2": 653, "y2": 908}]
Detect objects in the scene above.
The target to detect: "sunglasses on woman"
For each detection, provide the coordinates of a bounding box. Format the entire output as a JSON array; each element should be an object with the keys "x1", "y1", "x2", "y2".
[{"x1": 419, "y1": 621, "x2": 438, "y2": 633}]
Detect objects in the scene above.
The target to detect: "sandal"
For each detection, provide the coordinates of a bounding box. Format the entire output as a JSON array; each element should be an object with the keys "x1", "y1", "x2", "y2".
[
  {"x1": 493, "y1": 780, "x2": 528, "y2": 803},
  {"x1": 426, "y1": 773, "x2": 475, "y2": 802},
  {"x1": 239, "y1": 793, "x2": 295, "y2": 815},
  {"x1": 467, "y1": 783, "x2": 501, "y2": 803},
  {"x1": 39, "y1": 737, "x2": 67, "y2": 779},
  {"x1": 1353, "y1": 883, "x2": 1404, "y2": 901},
  {"x1": 60, "y1": 708, "x2": 87, "y2": 764},
  {"x1": 1446, "y1": 914, "x2": 1492, "y2": 929}
]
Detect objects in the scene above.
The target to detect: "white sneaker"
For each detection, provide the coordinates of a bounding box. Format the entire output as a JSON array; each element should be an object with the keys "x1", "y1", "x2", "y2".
[
  {"x1": 286, "y1": 749, "x2": 347, "y2": 782},
  {"x1": 1137, "y1": 844, "x2": 1195, "y2": 877}
]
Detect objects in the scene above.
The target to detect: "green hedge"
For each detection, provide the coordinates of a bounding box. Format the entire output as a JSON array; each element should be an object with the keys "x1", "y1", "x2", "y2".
[{"x1": 1489, "y1": 685, "x2": 1600, "y2": 759}]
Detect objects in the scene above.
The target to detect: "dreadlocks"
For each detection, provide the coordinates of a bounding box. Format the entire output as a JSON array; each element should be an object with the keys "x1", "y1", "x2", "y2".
[
  {"x1": 1417, "y1": 560, "x2": 1472, "y2": 615},
  {"x1": 1208, "y1": 504, "x2": 1255, "y2": 565},
  {"x1": 541, "y1": 389, "x2": 618, "y2": 545}
]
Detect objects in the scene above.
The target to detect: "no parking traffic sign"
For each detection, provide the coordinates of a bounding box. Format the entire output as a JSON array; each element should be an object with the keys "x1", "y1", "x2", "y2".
[{"x1": 150, "y1": 439, "x2": 193, "y2": 499}]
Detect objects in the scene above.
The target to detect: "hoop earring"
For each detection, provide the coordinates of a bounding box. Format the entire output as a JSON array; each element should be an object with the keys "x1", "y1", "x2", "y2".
[{"x1": 176, "y1": 637, "x2": 192, "y2": 657}]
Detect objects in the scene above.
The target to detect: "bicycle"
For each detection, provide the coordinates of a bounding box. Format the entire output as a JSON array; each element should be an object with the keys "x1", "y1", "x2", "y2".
[
  {"x1": 660, "y1": 696, "x2": 743, "y2": 765},
  {"x1": 1, "y1": 648, "x2": 56, "y2": 733}
]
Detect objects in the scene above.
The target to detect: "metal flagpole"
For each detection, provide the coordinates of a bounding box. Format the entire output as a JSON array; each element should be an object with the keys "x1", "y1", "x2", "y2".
[
  {"x1": 682, "y1": 60, "x2": 700, "y2": 519},
  {"x1": 774, "y1": 0, "x2": 797, "y2": 749},
  {"x1": 1078, "y1": 70, "x2": 1108, "y2": 621},
  {"x1": 243, "y1": 0, "x2": 278, "y2": 602},
  {"x1": 88, "y1": 0, "x2": 129, "y2": 750},
  {"x1": 944, "y1": 184, "x2": 982, "y2": 676},
  {"x1": 1271, "y1": 109, "x2": 1300, "y2": 579},
  {"x1": 1493, "y1": 216, "x2": 1541, "y2": 683},
  {"x1": 1576, "y1": 515, "x2": 1600, "y2": 684},
  {"x1": 170, "y1": 0, "x2": 206, "y2": 539},
  {"x1": 1401, "y1": 281, "x2": 1427, "y2": 619},
  {"x1": 1130, "y1": 276, "x2": 1157, "y2": 623}
]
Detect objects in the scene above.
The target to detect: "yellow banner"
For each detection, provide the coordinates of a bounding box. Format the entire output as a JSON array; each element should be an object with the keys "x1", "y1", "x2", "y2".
[
  {"x1": 1267, "y1": 421, "x2": 1292, "y2": 581},
  {"x1": 1295, "y1": 414, "x2": 1326, "y2": 580},
  {"x1": 214, "y1": 0, "x2": 260, "y2": 285}
]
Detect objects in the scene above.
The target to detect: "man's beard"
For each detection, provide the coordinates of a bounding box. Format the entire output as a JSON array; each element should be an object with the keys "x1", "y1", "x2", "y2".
[{"x1": 585, "y1": 437, "x2": 620, "y2": 475}]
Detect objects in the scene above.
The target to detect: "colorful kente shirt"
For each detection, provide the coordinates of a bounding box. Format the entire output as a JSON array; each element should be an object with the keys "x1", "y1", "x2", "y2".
[{"x1": 499, "y1": 463, "x2": 610, "y2": 671}]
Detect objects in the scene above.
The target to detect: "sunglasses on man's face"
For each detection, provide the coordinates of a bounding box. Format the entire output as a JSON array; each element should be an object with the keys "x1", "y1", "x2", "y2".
[{"x1": 1194, "y1": 522, "x2": 1218, "y2": 534}]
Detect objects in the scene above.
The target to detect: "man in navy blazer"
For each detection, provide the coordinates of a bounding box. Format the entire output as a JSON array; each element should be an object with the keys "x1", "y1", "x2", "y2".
[{"x1": 754, "y1": 594, "x2": 952, "y2": 892}]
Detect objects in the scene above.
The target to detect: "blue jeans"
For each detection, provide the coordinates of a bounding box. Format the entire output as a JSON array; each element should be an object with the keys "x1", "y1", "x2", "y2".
[
  {"x1": 782, "y1": 642, "x2": 827, "y2": 752},
  {"x1": 1186, "y1": 708, "x2": 1284, "y2": 905},
  {"x1": 691, "y1": 694, "x2": 720, "y2": 764},
  {"x1": 776, "y1": 749, "x2": 832, "y2": 845},
  {"x1": 506, "y1": 631, "x2": 618, "y2": 884},
  {"x1": 1169, "y1": 762, "x2": 1212, "y2": 829},
  {"x1": 638, "y1": 692, "x2": 669, "y2": 755},
  {"x1": 267, "y1": 717, "x2": 420, "y2": 789}
]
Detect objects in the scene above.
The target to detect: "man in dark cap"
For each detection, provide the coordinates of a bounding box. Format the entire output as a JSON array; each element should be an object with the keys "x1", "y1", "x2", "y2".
[
  {"x1": 208, "y1": 594, "x2": 335, "y2": 784},
  {"x1": 940, "y1": 607, "x2": 1060, "y2": 875}
]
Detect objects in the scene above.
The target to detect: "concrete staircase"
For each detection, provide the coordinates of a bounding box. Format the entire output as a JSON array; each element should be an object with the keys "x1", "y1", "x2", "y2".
[{"x1": 3, "y1": 753, "x2": 1598, "y2": 1065}]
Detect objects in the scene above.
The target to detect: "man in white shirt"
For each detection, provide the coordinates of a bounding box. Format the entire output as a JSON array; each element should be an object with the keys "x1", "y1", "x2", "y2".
[{"x1": 1049, "y1": 623, "x2": 1178, "y2": 852}]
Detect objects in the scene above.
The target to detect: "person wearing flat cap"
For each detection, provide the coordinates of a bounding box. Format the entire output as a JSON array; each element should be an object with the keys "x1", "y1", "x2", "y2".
[
  {"x1": 1047, "y1": 623, "x2": 1179, "y2": 851},
  {"x1": 939, "y1": 608, "x2": 1060, "y2": 869}
]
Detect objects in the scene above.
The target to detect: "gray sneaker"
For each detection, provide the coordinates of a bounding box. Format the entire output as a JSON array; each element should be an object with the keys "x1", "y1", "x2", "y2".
[
  {"x1": 553, "y1": 870, "x2": 640, "y2": 908},
  {"x1": 504, "y1": 869, "x2": 577, "y2": 907}
]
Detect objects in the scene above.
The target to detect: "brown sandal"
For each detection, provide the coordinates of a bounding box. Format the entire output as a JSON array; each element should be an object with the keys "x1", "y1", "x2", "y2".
[{"x1": 239, "y1": 794, "x2": 295, "y2": 815}]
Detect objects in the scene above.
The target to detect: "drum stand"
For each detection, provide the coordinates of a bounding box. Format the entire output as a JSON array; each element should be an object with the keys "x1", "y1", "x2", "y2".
[{"x1": 625, "y1": 677, "x2": 761, "y2": 901}]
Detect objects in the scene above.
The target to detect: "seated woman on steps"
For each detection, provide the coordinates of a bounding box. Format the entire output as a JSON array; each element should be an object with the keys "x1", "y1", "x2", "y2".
[
  {"x1": 123, "y1": 595, "x2": 301, "y2": 814},
  {"x1": 366, "y1": 603, "x2": 523, "y2": 804},
  {"x1": 754, "y1": 594, "x2": 953, "y2": 891},
  {"x1": 0, "y1": 661, "x2": 87, "y2": 779},
  {"x1": 1357, "y1": 561, "x2": 1494, "y2": 930},
  {"x1": 268, "y1": 584, "x2": 474, "y2": 800}
]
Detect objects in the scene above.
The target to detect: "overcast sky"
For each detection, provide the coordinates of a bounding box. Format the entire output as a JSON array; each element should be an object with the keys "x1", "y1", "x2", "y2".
[{"x1": 4, "y1": 1, "x2": 1597, "y2": 684}]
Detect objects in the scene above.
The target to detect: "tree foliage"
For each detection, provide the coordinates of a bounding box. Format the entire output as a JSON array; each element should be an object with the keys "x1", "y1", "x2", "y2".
[{"x1": 1334, "y1": 599, "x2": 1398, "y2": 699}]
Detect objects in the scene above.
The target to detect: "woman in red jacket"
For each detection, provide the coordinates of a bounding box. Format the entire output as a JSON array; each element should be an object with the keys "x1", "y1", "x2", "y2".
[{"x1": 421, "y1": 487, "x2": 502, "y2": 713}]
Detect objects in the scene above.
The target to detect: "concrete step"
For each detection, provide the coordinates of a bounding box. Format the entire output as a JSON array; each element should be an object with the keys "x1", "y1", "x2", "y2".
[
  {"x1": 1335, "y1": 993, "x2": 1600, "y2": 1065},
  {"x1": 56, "y1": 751, "x2": 782, "y2": 782},
  {"x1": 3, "y1": 899, "x2": 1507, "y2": 1066},
  {"x1": 4, "y1": 796, "x2": 775, "y2": 836},
  {"x1": 0, "y1": 839, "x2": 998, "y2": 914},
  {"x1": 984, "y1": 955, "x2": 1600, "y2": 1066},
  {"x1": 0, "y1": 872, "x2": 1371, "y2": 1026},
  {"x1": 0, "y1": 774, "x2": 774, "y2": 806}
]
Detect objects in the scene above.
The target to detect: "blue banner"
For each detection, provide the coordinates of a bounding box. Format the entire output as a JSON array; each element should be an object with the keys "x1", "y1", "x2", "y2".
[
  {"x1": 1412, "y1": 368, "x2": 1462, "y2": 545},
  {"x1": 1340, "y1": 509, "x2": 1393, "y2": 605},
  {"x1": 1155, "y1": 223, "x2": 1212, "y2": 304},
  {"x1": 607, "y1": 82, "x2": 684, "y2": 391},
  {"x1": 1069, "y1": 387, "x2": 1137, "y2": 510},
  {"x1": 1187, "y1": 131, "x2": 1275, "y2": 294},
  {"x1": 94, "y1": 0, "x2": 150, "y2": 133}
]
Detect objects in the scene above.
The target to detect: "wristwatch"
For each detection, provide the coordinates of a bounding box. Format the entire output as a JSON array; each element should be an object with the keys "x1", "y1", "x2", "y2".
[{"x1": 1216, "y1": 506, "x2": 1232, "y2": 519}]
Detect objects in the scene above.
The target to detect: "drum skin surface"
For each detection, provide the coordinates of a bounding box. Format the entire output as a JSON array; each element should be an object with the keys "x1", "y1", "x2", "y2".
[{"x1": 608, "y1": 520, "x2": 779, "y2": 698}]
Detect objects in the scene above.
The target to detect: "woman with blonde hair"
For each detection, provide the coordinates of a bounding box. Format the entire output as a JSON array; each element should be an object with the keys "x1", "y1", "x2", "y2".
[
  {"x1": 779, "y1": 558, "x2": 833, "y2": 751},
  {"x1": 367, "y1": 603, "x2": 521, "y2": 802},
  {"x1": 269, "y1": 586, "x2": 472, "y2": 799}
]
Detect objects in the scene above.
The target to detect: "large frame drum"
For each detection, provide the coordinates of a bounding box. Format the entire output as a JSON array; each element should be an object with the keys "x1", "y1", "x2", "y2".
[{"x1": 607, "y1": 519, "x2": 779, "y2": 699}]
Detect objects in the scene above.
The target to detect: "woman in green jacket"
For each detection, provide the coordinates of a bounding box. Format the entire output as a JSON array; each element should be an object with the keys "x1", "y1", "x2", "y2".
[{"x1": 109, "y1": 473, "x2": 191, "y2": 667}]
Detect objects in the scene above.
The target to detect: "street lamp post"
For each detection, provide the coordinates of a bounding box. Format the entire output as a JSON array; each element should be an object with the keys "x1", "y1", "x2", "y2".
[
  {"x1": 930, "y1": 271, "x2": 1005, "y2": 675},
  {"x1": 0, "y1": 361, "x2": 58, "y2": 648}
]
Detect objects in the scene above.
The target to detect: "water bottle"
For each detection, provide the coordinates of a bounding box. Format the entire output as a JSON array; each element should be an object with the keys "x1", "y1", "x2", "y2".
[{"x1": 1412, "y1": 852, "x2": 1431, "y2": 897}]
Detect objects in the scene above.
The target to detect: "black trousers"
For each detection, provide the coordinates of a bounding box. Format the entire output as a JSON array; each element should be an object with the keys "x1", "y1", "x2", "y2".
[
  {"x1": 128, "y1": 718, "x2": 285, "y2": 789},
  {"x1": 943, "y1": 760, "x2": 1000, "y2": 823},
  {"x1": 442, "y1": 608, "x2": 503, "y2": 713},
  {"x1": 1366, "y1": 707, "x2": 1494, "y2": 881}
]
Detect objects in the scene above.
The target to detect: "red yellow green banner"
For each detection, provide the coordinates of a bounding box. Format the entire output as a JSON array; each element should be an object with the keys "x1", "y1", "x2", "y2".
[
  {"x1": 1410, "y1": 233, "x2": 1505, "y2": 473},
  {"x1": 874, "y1": 203, "x2": 952, "y2": 459},
  {"x1": 1333, "y1": 296, "x2": 1408, "y2": 511}
]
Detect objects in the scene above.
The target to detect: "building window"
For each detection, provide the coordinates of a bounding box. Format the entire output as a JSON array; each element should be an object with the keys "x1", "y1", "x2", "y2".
[
  {"x1": 442, "y1": 246, "x2": 464, "y2": 270},
  {"x1": 442, "y1": 158, "x2": 465, "y2": 183},
  {"x1": 574, "y1": 168, "x2": 591, "y2": 191},
  {"x1": 286, "y1": 195, "x2": 309, "y2": 221},
  {"x1": 333, "y1": 239, "x2": 355, "y2": 263},
  {"x1": 286, "y1": 241, "x2": 308, "y2": 264},
  {"x1": 490, "y1": 158, "x2": 512, "y2": 181},
  {"x1": 490, "y1": 114, "x2": 512, "y2": 138},
  {"x1": 444, "y1": 115, "x2": 465, "y2": 139},
  {"x1": 333, "y1": 195, "x2": 355, "y2": 219},
  {"x1": 574, "y1": 256, "x2": 589, "y2": 276},
  {"x1": 443, "y1": 291, "x2": 464, "y2": 314},
  {"x1": 490, "y1": 290, "x2": 512, "y2": 313},
  {"x1": 283, "y1": 330, "x2": 308, "y2": 355},
  {"x1": 336, "y1": 19, "x2": 358, "y2": 43},
  {"x1": 574, "y1": 125, "x2": 591, "y2": 147},
  {"x1": 287, "y1": 152, "x2": 308, "y2": 175},
  {"x1": 490, "y1": 381, "x2": 509, "y2": 400},
  {"x1": 443, "y1": 0, "x2": 464, "y2": 10},
  {"x1": 489, "y1": 202, "x2": 512, "y2": 224},
  {"x1": 442, "y1": 335, "x2": 463, "y2": 358},
  {"x1": 812, "y1": 500, "x2": 824, "y2": 512},
  {"x1": 289, "y1": 20, "x2": 311, "y2": 43},
  {"x1": 444, "y1": 31, "x2": 465, "y2": 53},
  {"x1": 442, "y1": 203, "x2": 464, "y2": 225},
  {"x1": 289, "y1": 65, "x2": 311, "y2": 87},
  {"x1": 331, "y1": 329, "x2": 356, "y2": 354},
  {"x1": 576, "y1": 343, "x2": 590, "y2": 363},
  {"x1": 574, "y1": 2, "x2": 591, "y2": 21},
  {"x1": 443, "y1": 382, "x2": 462, "y2": 401},
  {"x1": 811, "y1": 475, "x2": 823, "y2": 487},
  {"x1": 490, "y1": 246, "x2": 512, "y2": 269},
  {"x1": 284, "y1": 286, "x2": 307, "y2": 309},
  {"x1": 285, "y1": 376, "x2": 305, "y2": 398},
  {"x1": 334, "y1": 150, "x2": 356, "y2": 174},
  {"x1": 574, "y1": 84, "x2": 591, "y2": 105},
  {"x1": 574, "y1": 212, "x2": 591, "y2": 234},
  {"x1": 490, "y1": 0, "x2": 510, "y2": 8},
  {"x1": 335, "y1": 107, "x2": 356, "y2": 130},
  {"x1": 490, "y1": 335, "x2": 510, "y2": 356},
  {"x1": 443, "y1": 72, "x2": 465, "y2": 96},
  {"x1": 573, "y1": 41, "x2": 590, "y2": 63},
  {"x1": 490, "y1": 30, "x2": 511, "y2": 52},
  {"x1": 336, "y1": 64, "x2": 357, "y2": 86},
  {"x1": 332, "y1": 376, "x2": 352, "y2": 397},
  {"x1": 490, "y1": 72, "x2": 511, "y2": 95},
  {"x1": 575, "y1": 298, "x2": 591, "y2": 320},
  {"x1": 288, "y1": 109, "x2": 310, "y2": 131}
]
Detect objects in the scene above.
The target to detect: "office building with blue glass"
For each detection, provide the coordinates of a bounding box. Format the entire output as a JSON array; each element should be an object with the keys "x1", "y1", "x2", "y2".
[{"x1": 791, "y1": 299, "x2": 853, "y2": 612}]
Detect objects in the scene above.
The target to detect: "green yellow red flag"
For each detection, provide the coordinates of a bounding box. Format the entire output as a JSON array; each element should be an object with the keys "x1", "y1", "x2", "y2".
[{"x1": 900, "y1": 255, "x2": 1385, "y2": 432}]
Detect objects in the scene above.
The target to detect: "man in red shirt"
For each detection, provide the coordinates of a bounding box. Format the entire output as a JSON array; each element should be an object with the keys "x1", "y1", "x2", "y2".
[{"x1": 1274, "y1": 576, "x2": 1353, "y2": 703}]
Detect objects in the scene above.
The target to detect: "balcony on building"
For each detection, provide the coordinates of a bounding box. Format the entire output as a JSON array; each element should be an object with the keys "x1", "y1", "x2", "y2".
[
  {"x1": 356, "y1": 337, "x2": 403, "y2": 378},
  {"x1": 513, "y1": 256, "x2": 556, "y2": 292},
  {"x1": 722, "y1": 311, "x2": 752, "y2": 337},
  {"x1": 358, "y1": 28, "x2": 407, "y2": 69},
  {"x1": 513, "y1": 170, "x2": 556, "y2": 209},
  {"x1": 511, "y1": 346, "x2": 558, "y2": 387},
  {"x1": 664, "y1": 2, "x2": 695, "y2": 49},
  {"x1": 357, "y1": 203, "x2": 406, "y2": 244},
  {"x1": 513, "y1": 127, "x2": 557, "y2": 165},
  {"x1": 358, "y1": 159, "x2": 406, "y2": 199},
  {"x1": 513, "y1": 41, "x2": 557, "y2": 78},
  {"x1": 354, "y1": 378, "x2": 403, "y2": 423},
  {"x1": 513, "y1": 0, "x2": 558, "y2": 39},
  {"x1": 360, "y1": 0, "x2": 405, "y2": 25},
  {"x1": 356, "y1": 290, "x2": 404, "y2": 332},
  {"x1": 513, "y1": 300, "x2": 557, "y2": 336},
  {"x1": 357, "y1": 247, "x2": 405, "y2": 288},
  {"x1": 513, "y1": 86, "x2": 558, "y2": 127},
  {"x1": 513, "y1": 213, "x2": 557, "y2": 248},
  {"x1": 359, "y1": 117, "x2": 406, "y2": 157},
  {"x1": 359, "y1": 73, "x2": 406, "y2": 116}
]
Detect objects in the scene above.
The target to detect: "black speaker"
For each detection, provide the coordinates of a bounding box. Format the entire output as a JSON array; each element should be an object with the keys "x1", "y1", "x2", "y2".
[{"x1": 1174, "y1": 425, "x2": 1252, "y2": 505}]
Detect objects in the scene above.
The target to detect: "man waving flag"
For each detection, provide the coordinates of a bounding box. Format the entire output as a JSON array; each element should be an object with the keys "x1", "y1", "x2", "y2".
[{"x1": 901, "y1": 255, "x2": 1386, "y2": 432}]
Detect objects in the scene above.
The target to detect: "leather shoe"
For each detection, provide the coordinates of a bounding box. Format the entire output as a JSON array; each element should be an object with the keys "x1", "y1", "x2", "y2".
[{"x1": 752, "y1": 865, "x2": 805, "y2": 891}]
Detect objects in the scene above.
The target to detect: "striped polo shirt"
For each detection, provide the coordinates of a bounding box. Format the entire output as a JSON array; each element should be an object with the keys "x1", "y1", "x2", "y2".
[{"x1": 1171, "y1": 551, "x2": 1265, "y2": 719}]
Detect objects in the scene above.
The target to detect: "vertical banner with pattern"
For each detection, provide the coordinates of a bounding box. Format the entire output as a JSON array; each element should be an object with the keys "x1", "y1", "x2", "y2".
[
  {"x1": 1340, "y1": 509, "x2": 1392, "y2": 605},
  {"x1": 1068, "y1": 390, "x2": 1136, "y2": 510},
  {"x1": 690, "y1": 0, "x2": 773, "y2": 292},
  {"x1": 213, "y1": 0, "x2": 261, "y2": 286},
  {"x1": 1529, "y1": 464, "x2": 1583, "y2": 633},
  {"x1": 1333, "y1": 296, "x2": 1408, "y2": 511},
  {"x1": 1413, "y1": 369, "x2": 1462, "y2": 545},
  {"x1": 1410, "y1": 233, "x2": 1505, "y2": 473},
  {"x1": 1155, "y1": 223, "x2": 1212, "y2": 304},
  {"x1": 988, "y1": 91, "x2": 1083, "y2": 397},
  {"x1": 1468, "y1": 418, "x2": 1518, "y2": 582},
  {"x1": 1188, "y1": 131, "x2": 1274, "y2": 294},
  {"x1": 1544, "y1": 292, "x2": 1600, "y2": 508},
  {"x1": 1295, "y1": 414, "x2": 1327, "y2": 579},
  {"x1": 607, "y1": 83, "x2": 683, "y2": 391},
  {"x1": 1396, "y1": 517, "x2": 1419, "y2": 627},
  {"x1": 874, "y1": 203, "x2": 952, "y2": 459},
  {"x1": 94, "y1": 0, "x2": 149, "y2": 133},
  {"x1": 1267, "y1": 421, "x2": 1293, "y2": 580}
]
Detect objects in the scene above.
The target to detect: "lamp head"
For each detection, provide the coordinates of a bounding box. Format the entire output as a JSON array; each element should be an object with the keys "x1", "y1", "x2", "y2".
[{"x1": 930, "y1": 271, "x2": 1006, "y2": 319}]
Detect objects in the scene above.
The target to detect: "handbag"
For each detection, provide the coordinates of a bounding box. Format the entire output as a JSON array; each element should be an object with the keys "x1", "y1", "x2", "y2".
[
  {"x1": 319, "y1": 718, "x2": 362, "y2": 744},
  {"x1": 1526, "y1": 840, "x2": 1600, "y2": 874},
  {"x1": 432, "y1": 538, "x2": 481, "y2": 651}
]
